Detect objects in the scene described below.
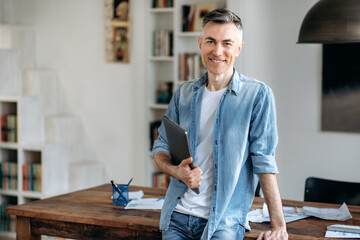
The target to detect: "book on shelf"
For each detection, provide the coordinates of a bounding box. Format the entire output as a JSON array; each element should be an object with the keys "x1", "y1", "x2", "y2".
[
  {"x1": 181, "y1": 2, "x2": 217, "y2": 32},
  {"x1": 178, "y1": 52, "x2": 207, "y2": 82},
  {"x1": 181, "y1": 5, "x2": 191, "y2": 32},
  {"x1": 150, "y1": 120, "x2": 162, "y2": 150},
  {"x1": 1, "y1": 114, "x2": 17, "y2": 143},
  {"x1": 1, "y1": 114, "x2": 5, "y2": 141},
  {"x1": 0, "y1": 162, "x2": 18, "y2": 190},
  {"x1": 0, "y1": 203, "x2": 16, "y2": 232},
  {"x1": 152, "y1": 30, "x2": 173, "y2": 57},
  {"x1": 153, "y1": 172, "x2": 170, "y2": 188},
  {"x1": 22, "y1": 163, "x2": 42, "y2": 192},
  {"x1": 152, "y1": 0, "x2": 174, "y2": 8}
]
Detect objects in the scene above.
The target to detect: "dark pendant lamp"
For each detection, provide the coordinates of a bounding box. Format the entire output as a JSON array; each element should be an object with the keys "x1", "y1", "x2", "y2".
[{"x1": 298, "y1": 0, "x2": 360, "y2": 43}]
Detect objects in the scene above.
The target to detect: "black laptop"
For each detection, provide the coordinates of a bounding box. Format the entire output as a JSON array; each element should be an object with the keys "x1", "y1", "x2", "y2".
[{"x1": 163, "y1": 115, "x2": 200, "y2": 194}]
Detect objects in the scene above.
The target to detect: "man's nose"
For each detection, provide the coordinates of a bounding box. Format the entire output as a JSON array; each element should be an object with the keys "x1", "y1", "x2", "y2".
[{"x1": 212, "y1": 43, "x2": 223, "y2": 56}]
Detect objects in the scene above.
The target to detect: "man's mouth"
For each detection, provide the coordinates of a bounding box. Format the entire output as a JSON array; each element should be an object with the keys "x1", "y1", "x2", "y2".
[{"x1": 210, "y1": 58, "x2": 225, "y2": 63}]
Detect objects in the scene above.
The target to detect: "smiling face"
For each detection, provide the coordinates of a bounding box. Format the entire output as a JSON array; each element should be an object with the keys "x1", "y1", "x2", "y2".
[{"x1": 198, "y1": 21, "x2": 244, "y2": 82}]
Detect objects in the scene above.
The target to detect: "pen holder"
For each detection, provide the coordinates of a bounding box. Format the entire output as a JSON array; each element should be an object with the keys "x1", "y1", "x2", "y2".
[{"x1": 112, "y1": 184, "x2": 129, "y2": 206}]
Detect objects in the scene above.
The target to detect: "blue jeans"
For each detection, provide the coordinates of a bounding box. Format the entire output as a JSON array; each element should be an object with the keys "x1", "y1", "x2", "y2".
[{"x1": 162, "y1": 211, "x2": 245, "y2": 240}]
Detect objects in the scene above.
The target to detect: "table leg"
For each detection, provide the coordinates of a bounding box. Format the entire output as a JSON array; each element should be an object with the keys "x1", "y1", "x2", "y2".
[{"x1": 16, "y1": 216, "x2": 41, "y2": 240}]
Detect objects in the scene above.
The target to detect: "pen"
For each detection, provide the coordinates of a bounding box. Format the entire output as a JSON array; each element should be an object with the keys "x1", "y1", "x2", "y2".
[
  {"x1": 127, "y1": 177, "x2": 133, "y2": 186},
  {"x1": 111, "y1": 180, "x2": 128, "y2": 203},
  {"x1": 156, "y1": 197, "x2": 165, "y2": 202},
  {"x1": 295, "y1": 206, "x2": 298, "y2": 213}
]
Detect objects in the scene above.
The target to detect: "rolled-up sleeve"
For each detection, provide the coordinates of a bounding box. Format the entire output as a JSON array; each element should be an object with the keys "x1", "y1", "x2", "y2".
[{"x1": 250, "y1": 84, "x2": 279, "y2": 174}]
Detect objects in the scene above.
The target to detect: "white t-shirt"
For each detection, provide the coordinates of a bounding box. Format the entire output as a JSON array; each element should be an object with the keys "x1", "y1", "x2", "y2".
[{"x1": 175, "y1": 86, "x2": 227, "y2": 219}]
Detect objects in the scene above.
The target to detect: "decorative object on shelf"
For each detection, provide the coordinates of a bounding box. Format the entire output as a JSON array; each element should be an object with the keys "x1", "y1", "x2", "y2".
[
  {"x1": 156, "y1": 81, "x2": 173, "y2": 104},
  {"x1": 181, "y1": 2, "x2": 216, "y2": 32},
  {"x1": 193, "y1": 2, "x2": 217, "y2": 32},
  {"x1": 105, "y1": 0, "x2": 130, "y2": 62}
]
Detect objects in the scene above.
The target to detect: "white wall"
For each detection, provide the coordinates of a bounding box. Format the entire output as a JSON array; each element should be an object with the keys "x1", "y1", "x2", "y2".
[
  {"x1": 7, "y1": 0, "x2": 148, "y2": 185},
  {"x1": 6, "y1": 0, "x2": 360, "y2": 200},
  {"x1": 240, "y1": 0, "x2": 360, "y2": 201}
]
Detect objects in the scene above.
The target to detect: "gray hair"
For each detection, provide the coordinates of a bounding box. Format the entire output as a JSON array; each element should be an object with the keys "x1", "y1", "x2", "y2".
[{"x1": 201, "y1": 8, "x2": 243, "y2": 42}]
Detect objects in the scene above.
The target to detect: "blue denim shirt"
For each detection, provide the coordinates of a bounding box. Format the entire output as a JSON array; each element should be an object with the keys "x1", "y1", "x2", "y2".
[{"x1": 152, "y1": 69, "x2": 279, "y2": 240}]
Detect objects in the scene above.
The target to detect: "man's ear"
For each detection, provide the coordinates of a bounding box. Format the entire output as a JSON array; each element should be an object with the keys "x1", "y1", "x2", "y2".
[
  {"x1": 198, "y1": 37, "x2": 202, "y2": 50},
  {"x1": 236, "y1": 41, "x2": 244, "y2": 57}
]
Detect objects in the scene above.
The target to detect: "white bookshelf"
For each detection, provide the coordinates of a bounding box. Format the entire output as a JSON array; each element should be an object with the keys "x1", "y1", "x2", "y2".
[
  {"x1": 0, "y1": 25, "x2": 89, "y2": 238},
  {"x1": 149, "y1": 7, "x2": 175, "y2": 13},
  {"x1": 177, "y1": 31, "x2": 202, "y2": 37},
  {"x1": 149, "y1": 56, "x2": 174, "y2": 61},
  {"x1": 0, "y1": 97, "x2": 68, "y2": 193},
  {"x1": 145, "y1": 0, "x2": 227, "y2": 187}
]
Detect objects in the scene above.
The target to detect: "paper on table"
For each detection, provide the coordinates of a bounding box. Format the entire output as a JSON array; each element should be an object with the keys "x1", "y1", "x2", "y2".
[
  {"x1": 325, "y1": 230, "x2": 360, "y2": 238},
  {"x1": 125, "y1": 198, "x2": 164, "y2": 210},
  {"x1": 303, "y1": 203, "x2": 352, "y2": 221},
  {"x1": 247, "y1": 203, "x2": 307, "y2": 223},
  {"x1": 247, "y1": 203, "x2": 352, "y2": 223},
  {"x1": 129, "y1": 190, "x2": 144, "y2": 200}
]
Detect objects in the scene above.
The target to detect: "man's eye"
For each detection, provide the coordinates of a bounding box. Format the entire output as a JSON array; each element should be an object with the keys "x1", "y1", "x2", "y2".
[
  {"x1": 224, "y1": 42, "x2": 231, "y2": 46},
  {"x1": 207, "y1": 40, "x2": 214, "y2": 44}
]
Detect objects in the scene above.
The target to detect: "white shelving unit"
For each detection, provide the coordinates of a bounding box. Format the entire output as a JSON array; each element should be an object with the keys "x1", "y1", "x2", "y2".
[
  {"x1": 0, "y1": 96, "x2": 70, "y2": 238},
  {"x1": 0, "y1": 24, "x2": 94, "y2": 238},
  {"x1": 146, "y1": 0, "x2": 227, "y2": 187}
]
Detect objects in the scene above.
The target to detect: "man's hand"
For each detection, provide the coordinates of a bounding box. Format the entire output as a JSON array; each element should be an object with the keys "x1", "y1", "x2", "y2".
[
  {"x1": 176, "y1": 157, "x2": 203, "y2": 189},
  {"x1": 257, "y1": 227, "x2": 288, "y2": 240},
  {"x1": 152, "y1": 152, "x2": 203, "y2": 189}
]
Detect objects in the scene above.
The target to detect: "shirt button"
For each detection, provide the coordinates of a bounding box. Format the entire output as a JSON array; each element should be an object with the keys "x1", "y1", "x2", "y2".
[
  {"x1": 213, "y1": 207, "x2": 215, "y2": 212},
  {"x1": 177, "y1": 197, "x2": 181, "y2": 200}
]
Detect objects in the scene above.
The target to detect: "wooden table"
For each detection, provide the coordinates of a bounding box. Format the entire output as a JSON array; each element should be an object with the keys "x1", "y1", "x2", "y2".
[
  {"x1": 7, "y1": 185, "x2": 165, "y2": 240},
  {"x1": 6, "y1": 184, "x2": 360, "y2": 240}
]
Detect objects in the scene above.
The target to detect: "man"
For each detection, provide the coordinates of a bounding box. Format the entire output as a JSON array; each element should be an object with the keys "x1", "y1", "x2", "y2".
[{"x1": 152, "y1": 8, "x2": 288, "y2": 240}]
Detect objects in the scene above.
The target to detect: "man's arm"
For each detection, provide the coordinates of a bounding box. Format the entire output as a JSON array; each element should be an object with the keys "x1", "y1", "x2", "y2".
[
  {"x1": 152, "y1": 151, "x2": 203, "y2": 189},
  {"x1": 257, "y1": 173, "x2": 288, "y2": 240}
]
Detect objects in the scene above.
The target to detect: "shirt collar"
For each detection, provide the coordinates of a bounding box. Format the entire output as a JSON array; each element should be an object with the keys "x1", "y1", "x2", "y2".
[
  {"x1": 192, "y1": 72, "x2": 208, "y2": 91},
  {"x1": 227, "y1": 68, "x2": 241, "y2": 96},
  {"x1": 192, "y1": 68, "x2": 242, "y2": 96}
]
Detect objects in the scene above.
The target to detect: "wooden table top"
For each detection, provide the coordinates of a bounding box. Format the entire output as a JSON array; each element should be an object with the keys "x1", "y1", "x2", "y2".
[
  {"x1": 7, "y1": 184, "x2": 166, "y2": 234},
  {"x1": 7, "y1": 184, "x2": 360, "y2": 239}
]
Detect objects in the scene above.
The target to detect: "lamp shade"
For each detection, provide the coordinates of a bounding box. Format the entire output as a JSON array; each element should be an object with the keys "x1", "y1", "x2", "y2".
[{"x1": 298, "y1": 0, "x2": 360, "y2": 43}]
